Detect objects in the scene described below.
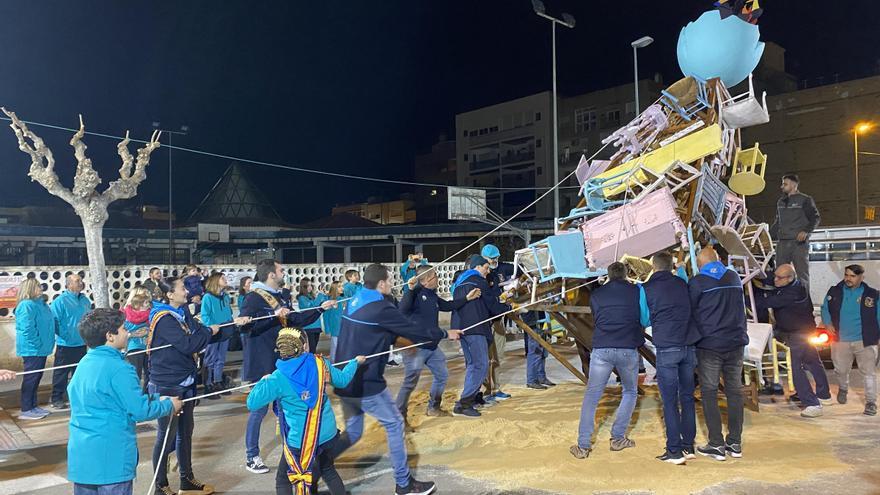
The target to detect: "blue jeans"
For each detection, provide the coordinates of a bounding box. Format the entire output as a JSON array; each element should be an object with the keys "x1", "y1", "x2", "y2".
[
  {"x1": 20, "y1": 356, "x2": 47, "y2": 412},
  {"x1": 577, "y1": 348, "x2": 639, "y2": 449},
  {"x1": 148, "y1": 383, "x2": 196, "y2": 487},
  {"x1": 203, "y1": 340, "x2": 229, "y2": 385},
  {"x1": 395, "y1": 347, "x2": 449, "y2": 414},
  {"x1": 785, "y1": 332, "x2": 831, "y2": 407},
  {"x1": 458, "y1": 334, "x2": 490, "y2": 407},
  {"x1": 74, "y1": 481, "x2": 132, "y2": 495},
  {"x1": 525, "y1": 331, "x2": 547, "y2": 384},
  {"x1": 655, "y1": 346, "x2": 697, "y2": 454},
  {"x1": 334, "y1": 388, "x2": 410, "y2": 487},
  {"x1": 246, "y1": 404, "x2": 268, "y2": 460}
]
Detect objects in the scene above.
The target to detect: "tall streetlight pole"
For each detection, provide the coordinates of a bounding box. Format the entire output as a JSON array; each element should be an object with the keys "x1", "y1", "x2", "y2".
[
  {"x1": 854, "y1": 121, "x2": 875, "y2": 224},
  {"x1": 532, "y1": 0, "x2": 575, "y2": 221},
  {"x1": 631, "y1": 36, "x2": 654, "y2": 115},
  {"x1": 152, "y1": 123, "x2": 188, "y2": 266}
]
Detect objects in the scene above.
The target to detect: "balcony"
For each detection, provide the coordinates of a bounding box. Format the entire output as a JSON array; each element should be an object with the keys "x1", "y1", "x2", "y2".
[
  {"x1": 470, "y1": 157, "x2": 500, "y2": 172},
  {"x1": 500, "y1": 150, "x2": 536, "y2": 165},
  {"x1": 466, "y1": 124, "x2": 537, "y2": 147}
]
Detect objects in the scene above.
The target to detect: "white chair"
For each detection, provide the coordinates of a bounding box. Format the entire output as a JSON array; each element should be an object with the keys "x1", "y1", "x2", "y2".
[{"x1": 720, "y1": 73, "x2": 770, "y2": 129}]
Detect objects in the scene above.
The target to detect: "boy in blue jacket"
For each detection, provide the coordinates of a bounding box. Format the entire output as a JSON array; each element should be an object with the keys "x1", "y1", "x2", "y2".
[
  {"x1": 396, "y1": 265, "x2": 480, "y2": 419},
  {"x1": 451, "y1": 255, "x2": 512, "y2": 418},
  {"x1": 689, "y1": 247, "x2": 748, "y2": 461},
  {"x1": 68, "y1": 308, "x2": 181, "y2": 495},
  {"x1": 333, "y1": 264, "x2": 461, "y2": 495},
  {"x1": 247, "y1": 328, "x2": 364, "y2": 495}
]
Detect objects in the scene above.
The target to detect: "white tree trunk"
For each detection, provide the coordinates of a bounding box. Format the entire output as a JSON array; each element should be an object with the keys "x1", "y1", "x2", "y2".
[{"x1": 82, "y1": 220, "x2": 110, "y2": 308}]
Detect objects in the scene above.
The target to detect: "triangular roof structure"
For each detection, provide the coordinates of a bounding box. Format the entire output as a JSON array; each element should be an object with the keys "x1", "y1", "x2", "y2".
[{"x1": 188, "y1": 162, "x2": 284, "y2": 226}]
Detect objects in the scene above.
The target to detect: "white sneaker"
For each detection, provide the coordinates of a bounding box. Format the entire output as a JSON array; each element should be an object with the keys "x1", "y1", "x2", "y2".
[
  {"x1": 801, "y1": 405, "x2": 823, "y2": 418},
  {"x1": 246, "y1": 456, "x2": 269, "y2": 474},
  {"x1": 819, "y1": 397, "x2": 833, "y2": 407}
]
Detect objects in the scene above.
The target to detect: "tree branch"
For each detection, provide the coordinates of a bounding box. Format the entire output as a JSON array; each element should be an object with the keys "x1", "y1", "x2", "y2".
[
  {"x1": 69, "y1": 115, "x2": 103, "y2": 200},
  {"x1": 1, "y1": 108, "x2": 75, "y2": 205},
  {"x1": 102, "y1": 128, "x2": 161, "y2": 203}
]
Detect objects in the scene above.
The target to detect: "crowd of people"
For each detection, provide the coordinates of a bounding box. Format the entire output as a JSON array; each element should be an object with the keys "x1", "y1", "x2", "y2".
[{"x1": 6, "y1": 233, "x2": 879, "y2": 495}]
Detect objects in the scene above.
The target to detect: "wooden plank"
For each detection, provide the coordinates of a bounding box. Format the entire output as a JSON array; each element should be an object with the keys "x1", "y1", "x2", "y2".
[
  {"x1": 511, "y1": 315, "x2": 587, "y2": 385},
  {"x1": 529, "y1": 304, "x2": 592, "y2": 314}
]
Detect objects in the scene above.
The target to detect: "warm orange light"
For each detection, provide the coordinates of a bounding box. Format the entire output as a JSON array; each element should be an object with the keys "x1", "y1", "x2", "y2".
[
  {"x1": 809, "y1": 331, "x2": 831, "y2": 346},
  {"x1": 855, "y1": 122, "x2": 875, "y2": 135}
]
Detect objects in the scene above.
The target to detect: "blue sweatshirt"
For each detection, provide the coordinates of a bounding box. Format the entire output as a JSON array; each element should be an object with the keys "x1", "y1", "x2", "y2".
[
  {"x1": 399, "y1": 259, "x2": 428, "y2": 294},
  {"x1": 297, "y1": 293, "x2": 328, "y2": 332},
  {"x1": 821, "y1": 284, "x2": 880, "y2": 343},
  {"x1": 15, "y1": 297, "x2": 55, "y2": 357},
  {"x1": 184, "y1": 275, "x2": 204, "y2": 303},
  {"x1": 239, "y1": 284, "x2": 323, "y2": 381},
  {"x1": 201, "y1": 292, "x2": 234, "y2": 327},
  {"x1": 450, "y1": 271, "x2": 511, "y2": 341},
  {"x1": 399, "y1": 284, "x2": 468, "y2": 350},
  {"x1": 67, "y1": 345, "x2": 173, "y2": 484},
  {"x1": 247, "y1": 357, "x2": 358, "y2": 447},
  {"x1": 335, "y1": 288, "x2": 447, "y2": 398},
  {"x1": 590, "y1": 279, "x2": 645, "y2": 349},
  {"x1": 148, "y1": 304, "x2": 228, "y2": 387},
  {"x1": 688, "y1": 261, "x2": 749, "y2": 353},
  {"x1": 50, "y1": 290, "x2": 91, "y2": 347},
  {"x1": 322, "y1": 302, "x2": 342, "y2": 337}
]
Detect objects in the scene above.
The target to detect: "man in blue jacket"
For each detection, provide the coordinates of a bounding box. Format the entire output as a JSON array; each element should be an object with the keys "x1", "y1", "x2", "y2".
[
  {"x1": 451, "y1": 254, "x2": 512, "y2": 418},
  {"x1": 638, "y1": 252, "x2": 700, "y2": 464},
  {"x1": 756, "y1": 264, "x2": 831, "y2": 418},
  {"x1": 68, "y1": 308, "x2": 180, "y2": 495},
  {"x1": 821, "y1": 264, "x2": 880, "y2": 416},
  {"x1": 333, "y1": 263, "x2": 461, "y2": 495},
  {"x1": 481, "y1": 244, "x2": 517, "y2": 402},
  {"x1": 689, "y1": 247, "x2": 748, "y2": 461},
  {"x1": 396, "y1": 265, "x2": 479, "y2": 419},
  {"x1": 399, "y1": 253, "x2": 428, "y2": 295},
  {"x1": 239, "y1": 259, "x2": 335, "y2": 475},
  {"x1": 50, "y1": 273, "x2": 92, "y2": 410},
  {"x1": 571, "y1": 262, "x2": 645, "y2": 460}
]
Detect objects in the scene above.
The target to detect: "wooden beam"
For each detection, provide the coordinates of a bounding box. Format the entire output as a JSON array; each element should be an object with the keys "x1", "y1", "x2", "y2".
[{"x1": 511, "y1": 315, "x2": 587, "y2": 384}]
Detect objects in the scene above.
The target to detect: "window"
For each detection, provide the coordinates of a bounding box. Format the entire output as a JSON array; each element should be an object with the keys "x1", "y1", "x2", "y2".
[
  {"x1": 537, "y1": 166, "x2": 543, "y2": 175},
  {"x1": 479, "y1": 128, "x2": 487, "y2": 135},
  {"x1": 462, "y1": 129, "x2": 468, "y2": 137},
  {"x1": 469, "y1": 130, "x2": 477, "y2": 137},
  {"x1": 605, "y1": 110, "x2": 621, "y2": 126},
  {"x1": 463, "y1": 153, "x2": 468, "y2": 162},
  {"x1": 625, "y1": 101, "x2": 636, "y2": 115},
  {"x1": 536, "y1": 139, "x2": 542, "y2": 148},
  {"x1": 490, "y1": 126, "x2": 498, "y2": 133},
  {"x1": 535, "y1": 111, "x2": 542, "y2": 121},
  {"x1": 575, "y1": 108, "x2": 597, "y2": 133}
]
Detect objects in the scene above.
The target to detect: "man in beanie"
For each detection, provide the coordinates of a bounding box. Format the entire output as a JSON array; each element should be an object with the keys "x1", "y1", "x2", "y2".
[
  {"x1": 247, "y1": 328, "x2": 364, "y2": 495},
  {"x1": 451, "y1": 254, "x2": 512, "y2": 418}
]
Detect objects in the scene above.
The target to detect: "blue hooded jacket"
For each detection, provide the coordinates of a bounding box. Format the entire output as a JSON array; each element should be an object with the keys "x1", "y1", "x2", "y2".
[
  {"x1": 297, "y1": 293, "x2": 328, "y2": 331},
  {"x1": 451, "y1": 271, "x2": 511, "y2": 340},
  {"x1": 15, "y1": 297, "x2": 55, "y2": 357},
  {"x1": 688, "y1": 261, "x2": 749, "y2": 352},
  {"x1": 50, "y1": 290, "x2": 91, "y2": 347}
]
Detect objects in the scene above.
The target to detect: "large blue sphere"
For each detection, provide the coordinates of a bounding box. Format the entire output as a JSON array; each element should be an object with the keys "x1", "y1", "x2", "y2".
[{"x1": 677, "y1": 10, "x2": 764, "y2": 87}]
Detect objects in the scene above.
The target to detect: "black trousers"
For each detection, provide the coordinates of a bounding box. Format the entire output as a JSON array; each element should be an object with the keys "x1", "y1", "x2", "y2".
[
  {"x1": 51, "y1": 345, "x2": 87, "y2": 403},
  {"x1": 276, "y1": 434, "x2": 345, "y2": 495},
  {"x1": 305, "y1": 331, "x2": 320, "y2": 355}
]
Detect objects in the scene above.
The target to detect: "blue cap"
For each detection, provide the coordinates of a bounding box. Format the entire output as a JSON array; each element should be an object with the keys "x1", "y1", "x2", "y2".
[
  {"x1": 481, "y1": 244, "x2": 500, "y2": 259},
  {"x1": 467, "y1": 254, "x2": 490, "y2": 269}
]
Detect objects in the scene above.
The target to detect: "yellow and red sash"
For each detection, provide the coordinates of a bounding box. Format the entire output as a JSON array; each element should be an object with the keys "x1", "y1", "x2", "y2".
[
  {"x1": 253, "y1": 288, "x2": 287, "y2": 327},
  {"x1": 274, "y1": 354, "x2": 327, "y2": 495},
  {"x1": 147, "y1": 310, "x2": 198, "y2": 361}
]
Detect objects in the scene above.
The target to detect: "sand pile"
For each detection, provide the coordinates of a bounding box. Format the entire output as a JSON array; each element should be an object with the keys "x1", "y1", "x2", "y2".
[{"x1": 335, "y1": 383, "x2": 851, "y2": 494}]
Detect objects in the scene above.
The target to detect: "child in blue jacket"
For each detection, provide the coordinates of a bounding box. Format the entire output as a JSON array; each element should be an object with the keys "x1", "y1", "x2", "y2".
[
  {"x1": 296, "y1": 277, "x2": 328, "y2": 353},
  {"x1": 247, "y1": 328, "x2": 363, "y2": 495},
  {"x1": 67, "y1": 308, "x2": 180, "y2": 495}
]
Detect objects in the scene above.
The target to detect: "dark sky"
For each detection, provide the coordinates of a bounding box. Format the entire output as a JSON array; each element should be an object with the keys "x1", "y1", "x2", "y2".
[{"x1": 0, "y1": 1, "x2": 878, "y2": 223}]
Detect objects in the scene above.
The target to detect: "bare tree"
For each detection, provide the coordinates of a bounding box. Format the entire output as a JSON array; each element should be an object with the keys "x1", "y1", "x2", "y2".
[{"x1": 3, "y1": 108, "x2": 161, "y2": 308}]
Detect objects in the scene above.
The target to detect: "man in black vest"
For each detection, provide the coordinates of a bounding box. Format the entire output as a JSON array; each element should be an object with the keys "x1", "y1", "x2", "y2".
[
  {"x1": 769, "y1": 174, "x2": 820, "y2": 289},
  {"x1": 639, "y1": 252, "x2": 700, "y2": 464},
  {"x1": 689, "y1": 247, "x2": 749, "y2": 461},
  {"x1": 755, "y1": 264, "x2": 831, "y2": 418},
  {"x1": 821, "y1": 264, "x2": 880, "y2": 416},
  {"x1": 571, "y1": 262, "x2": 644, "y2": 459}
]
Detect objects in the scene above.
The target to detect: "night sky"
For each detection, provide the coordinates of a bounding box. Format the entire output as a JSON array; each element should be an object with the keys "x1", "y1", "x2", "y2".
[{"x1": 0, "y1": 1, "x2": 877, "y2": 224}]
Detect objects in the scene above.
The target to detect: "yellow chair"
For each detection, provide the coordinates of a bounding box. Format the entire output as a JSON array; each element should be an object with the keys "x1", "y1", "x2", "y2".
[{"x1": 729, "y1": 143, "x2": 767, "y2": 195}]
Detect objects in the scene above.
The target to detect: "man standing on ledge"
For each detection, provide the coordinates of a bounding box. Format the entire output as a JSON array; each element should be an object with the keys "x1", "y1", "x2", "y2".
[{"x1": 770, "y1": 174, "x2": 820, "y2": 289}]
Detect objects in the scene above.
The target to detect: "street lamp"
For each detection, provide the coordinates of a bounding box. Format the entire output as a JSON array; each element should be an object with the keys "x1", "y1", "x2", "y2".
[
  {"x1": 152, "y1": 122, "x2": 188, "y2": 265},
  {"x1": 854, "y1": 121, "x2": 875, "y2": 224},
  {"x1": 631, "y1": 36, "x2": 654, "y2": 115},
  {"x1": 532, "y1": 0, "x2": 575, "y2": 221}
]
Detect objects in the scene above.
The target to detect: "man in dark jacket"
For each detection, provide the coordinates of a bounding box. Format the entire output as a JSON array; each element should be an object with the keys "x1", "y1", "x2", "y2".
[
  {"x1": 333, "y1": 264, "x2": 461, "y2": 495},
  {"x1": 689, "y1": 247, "x2": 749, "y2": 461},
  {"x1": 755, "y1": 264, "x2": 831, "y2": 418},
  {"x1": 821, "y1": 264, "x2": 880, "y2": 416},
  {"x1": 769, "y1": 174, "x2": 820, "y2": 289},
  {"x1": 639, "y1": 252, "x2": 700, "y2": 464},
  {"x1": 451, "y1": 254, "x2": 512, "y2": 418},
  {"x1": 239, "y1": 259, "x2": 334, "y2": 475},
  {"x1": 571, "y1": 262, "x2": 645, "y2": 460},
  {"x1": 395, "y1": 264, "x2": 479, "y2": 418},
  {"x1": 481, "y1": 244, "x2": 516, "y2": 402}
]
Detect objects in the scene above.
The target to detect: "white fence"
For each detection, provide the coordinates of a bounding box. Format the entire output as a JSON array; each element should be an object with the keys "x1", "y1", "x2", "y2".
[{"x1": 0, "y1": 262, "x2": 467, "y2": 315}]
